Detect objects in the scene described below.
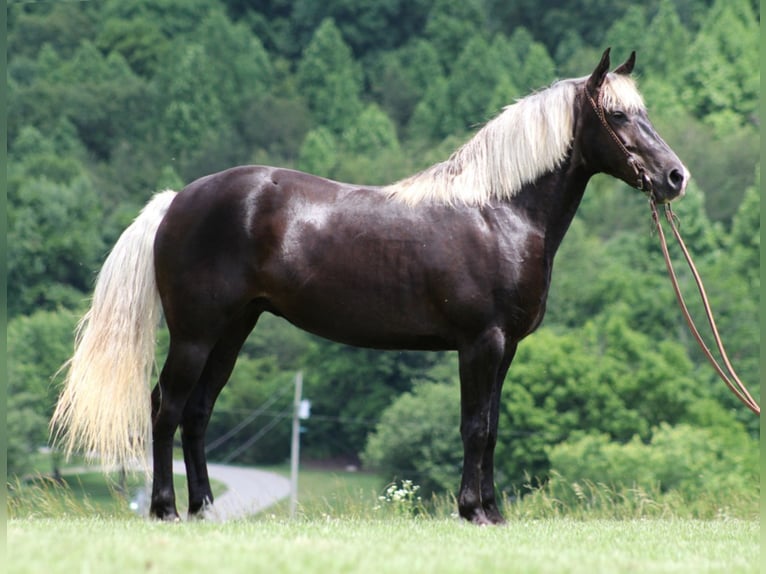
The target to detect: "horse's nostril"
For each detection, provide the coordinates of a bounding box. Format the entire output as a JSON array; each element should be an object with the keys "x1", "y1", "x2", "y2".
[{"x1": 668, "y1": 168, "x2": 684, "y2": 190}]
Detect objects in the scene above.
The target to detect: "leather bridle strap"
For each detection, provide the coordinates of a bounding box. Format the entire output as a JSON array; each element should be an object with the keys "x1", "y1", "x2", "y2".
[
  {"x1": 586, "y1": 91, "x2": 645, "y2": 191},
  {"x1": 649, "y1": 200, "x2": 760, "y2": 415}
]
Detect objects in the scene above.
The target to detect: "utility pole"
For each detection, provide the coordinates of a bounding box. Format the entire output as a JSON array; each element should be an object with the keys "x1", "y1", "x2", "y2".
[{"x1": 289, "y1": 371, "x2": 303, "y2": 518}]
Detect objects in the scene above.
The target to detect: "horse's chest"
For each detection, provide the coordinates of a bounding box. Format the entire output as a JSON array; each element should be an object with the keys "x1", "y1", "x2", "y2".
[{"x1": 491, "y1": 235, "x2": 550, "y2": 337}]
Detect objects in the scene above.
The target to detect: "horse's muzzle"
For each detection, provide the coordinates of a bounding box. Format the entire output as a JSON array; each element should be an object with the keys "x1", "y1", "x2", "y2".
[{"x1": 650, "y1": 164, "x2": 689, "y2": 204}]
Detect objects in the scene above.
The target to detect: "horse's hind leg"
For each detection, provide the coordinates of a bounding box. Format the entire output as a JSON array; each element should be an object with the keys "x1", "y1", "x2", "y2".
[
  {"x1": 181, "y1": 305, "x2": 261, "y2": 518},
  {"x1": 149, "y1": 338, "x2": 213, "y2": 520}
]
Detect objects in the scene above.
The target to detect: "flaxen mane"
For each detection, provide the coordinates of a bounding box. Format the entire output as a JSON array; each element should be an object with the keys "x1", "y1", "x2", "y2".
[{"x1": 385, "y1": 73, "x2": 645, "y2": 206}]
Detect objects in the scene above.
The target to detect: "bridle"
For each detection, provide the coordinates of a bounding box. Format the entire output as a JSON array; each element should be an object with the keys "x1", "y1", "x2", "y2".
[
  {"x1": 586, "y1": 89, "x2": 648, "y2": 193},
  {"x1": 587, "y1": 84, "x2": 760, "y2": 416}
]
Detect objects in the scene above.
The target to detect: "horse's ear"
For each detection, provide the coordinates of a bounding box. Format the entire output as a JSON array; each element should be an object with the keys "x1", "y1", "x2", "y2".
[
  {"x1": 586, "y1": 47, "x2": 611, "y2": 95},
  {"x1": 613, "y1": 51, "x2": 636, "y2": 75}
]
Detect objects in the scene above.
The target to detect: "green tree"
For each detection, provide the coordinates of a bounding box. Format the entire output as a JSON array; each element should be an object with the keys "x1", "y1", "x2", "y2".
[
  {"x1": 341, "y1": 104, "x2": 400, "y2": 156},
  {"x1": 603, "y1": 6, "x2": 648, "y2": 61},
  {"x1": 423, "y1": 0, "x2": 485, "y2": 72},
  {"x1": 368, "y1": 39, "x2": 443, "y2": 131},
  {"x1": 8, "y1": 127, "x2": 104, "y2": 316},
  {"x1": 8, "y1": 309, "x2": 80, "y2": 476},
  {"x1": 95, "y1": 16, "x2": 169, "y2": 77},
  {"x1": 55, "y1": 41, "x2": 150, "y2": 160},
  {"x1": 363, "y1": 379, "x2": 462, "y2": 495},
  {"x1": 547, "y1": 422, "x2": 758, "y2": 500},
  {"x1": 494, "y1": 317, "x2": 702, "y2": 490},
  {"x1": 154, "y1": 42, "x2": 226, "y2": 171},
  {"x1": 407, "y1": 75, "x2": 453, "y2": 141},
  {"x1": 502, "y1": 28, "x2": 557, "y2": 94},
  {"x1": 447, "y1": 37, "x2": 503, "y2": 131},
  {"x1": 302, "y1": 343, "x2": 446, "y2": 461},
  {"x1": 8, "y1": 1, "x2": 97, "y2": 60},
  {"x1": 288, "y1": 0, "x2": 433, "y2": 58},
  {"x1": 99, "y1": 0, "x2": 215, "y2": 38},
  {"x1": 297, "y1": 127, "x2": 339, "y2": 177},
  {"x1": 7, "y1": 393, "x2": 49, "y2": 478},
  {"x1": 195, "y1": 10, "x2": 275, "y2": 114},
  {"x1": 640, "y1": 0, "x2": 692, "y2": 78},
  {"x1": 681, "y1": 0, "x2": 759, "y2": 132},
  {"x1": 296, "y1": 19, "x2": 363, "y2": 134}
]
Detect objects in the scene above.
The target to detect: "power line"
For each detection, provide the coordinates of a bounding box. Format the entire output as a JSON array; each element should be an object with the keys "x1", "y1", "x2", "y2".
[
  {"x1": 206, "y1": 384, "x2": 293, "y2": 453},
  {"x1": 220, "y1": 406, "x2": 291, "y2": 464}
]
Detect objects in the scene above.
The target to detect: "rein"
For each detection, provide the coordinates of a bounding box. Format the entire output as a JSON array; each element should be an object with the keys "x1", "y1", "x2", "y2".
[
  {"x1": 649, "y1": 201, "x2": 760, "y2": 415},
  {"x1": 587, "y1": 86, "x2": 760, "y2": 416}
]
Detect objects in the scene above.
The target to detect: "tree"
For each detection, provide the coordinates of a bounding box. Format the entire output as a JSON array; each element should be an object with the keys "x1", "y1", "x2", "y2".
[
  {"x1": 154, "y1": 42, "x2": 226, "y2": 173},
  {"x1": 296, "y1": 18, "x2": 363, "y2": 134},
  {"x1": 288, "y1": 0, "x2": 433, "y2": 58},
  {"x1": 54, "y1": 41, "x2": 150, "y2": 160},
  {"x1": 8, "y1": 1, "x2": 97, "y2": 60},
  {"x1": 640, "y1": 0, "x2": 692, "y2": 78},
  {"x1": 407, "y1": 75, "x2": 453, "y2": 141},
  {"x1": 341, "y1": 104, "x2": 400, "y2": 156},
  {"x1": 95, "y1": 15, "x2": 169, "y2": 77},
  {"x1": 297, "y1": 127, "x2": 339, "y2": 177},
  {"x1": 603, "y1": 6, "x2": 648, "y2": 62},
  {"x1": 368, "y1": 39, "x2": 443, "y2": 131},
  {"x1": 423, "y1": 0, "x2": 485, "y2": 73},
  {"x1": 302, "y1": 342, "x2": 446, "y2": 461},
  {"x1": 195, "y1": 10, "x2": 275, "y2": 114},
  {"x1": 447, "y1": 37, "x2": 503, "y2": 131},
  {"x1": 501, "y1": 28, "x2": 557, "y2": 94},
  {"x1": 680, "y1": 0, "x2": 759, "y2": 132},
  {"x1": 363, "y1": 379, "x2": 462, "y2": 495},
  {"x1": 494, "y1": 317, "x2": 702, "y2": 491},
  {"x1": 8, "y1": 127, "x2": 104, "y2": 316},
  {"x1": 7, "y1": 309, "x2": 80, "y2": 476}
]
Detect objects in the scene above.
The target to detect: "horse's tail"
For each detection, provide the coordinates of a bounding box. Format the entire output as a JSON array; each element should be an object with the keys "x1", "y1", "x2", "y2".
[{"x1": 50, "y1": 190, "x2": 178, "y2": 472}]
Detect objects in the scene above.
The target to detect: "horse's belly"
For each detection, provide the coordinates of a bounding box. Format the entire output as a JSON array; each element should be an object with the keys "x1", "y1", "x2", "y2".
[{"x1": 262, "y1": 274, "x2": 457, "y2": 350}]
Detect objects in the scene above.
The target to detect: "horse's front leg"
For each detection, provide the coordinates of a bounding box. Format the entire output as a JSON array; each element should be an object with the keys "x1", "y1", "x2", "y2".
[
  {"x1": 479, "y1": 343, "x2": 517, "y2": 525},
  {"x1": 457, "y1": 328, "x2": 506, "y2": 525}
]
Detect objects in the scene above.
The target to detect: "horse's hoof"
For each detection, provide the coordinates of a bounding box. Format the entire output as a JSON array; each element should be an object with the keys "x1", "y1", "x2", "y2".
[
  {"x1": 471, "y1": 512, "x2": 494, "y2": 526},
  {"x1": 150, "y1": 506, "x2": 182, "y2": 522},
  {"x1": 483, "y1": 506, "x2": 507, "y2": 525}
]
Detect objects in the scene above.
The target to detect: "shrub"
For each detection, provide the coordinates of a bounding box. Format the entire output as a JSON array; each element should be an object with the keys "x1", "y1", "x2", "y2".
[{"x1": 546, "y1": 422, "x2": 759, "y2": 502}]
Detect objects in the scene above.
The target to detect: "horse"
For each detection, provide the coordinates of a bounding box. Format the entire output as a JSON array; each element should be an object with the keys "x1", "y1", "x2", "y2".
[{"x1": 51, "y1": 49, "x2": 689, "y2": 525}]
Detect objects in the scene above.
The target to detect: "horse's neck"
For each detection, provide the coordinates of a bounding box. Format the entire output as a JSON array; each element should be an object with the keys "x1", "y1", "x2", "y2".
[{"x1": 512, "y1": 159, "x2": 591, "y2": 260}]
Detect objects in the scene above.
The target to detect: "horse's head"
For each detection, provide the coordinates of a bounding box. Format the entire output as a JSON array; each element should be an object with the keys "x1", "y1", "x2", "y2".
[{"x1": 578, "y1": 48, "x2": 689, "y2": 204}]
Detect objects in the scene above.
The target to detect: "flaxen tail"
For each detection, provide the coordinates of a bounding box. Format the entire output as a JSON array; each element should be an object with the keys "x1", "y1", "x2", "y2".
[{"x1": 50, "y1": 190, "x2": 177, "y2": 471}]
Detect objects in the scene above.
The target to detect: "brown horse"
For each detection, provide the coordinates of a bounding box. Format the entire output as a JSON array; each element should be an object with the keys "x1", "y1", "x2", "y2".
[{"x1": 52, "y1": 49, "x2": 688, "y2": 524}]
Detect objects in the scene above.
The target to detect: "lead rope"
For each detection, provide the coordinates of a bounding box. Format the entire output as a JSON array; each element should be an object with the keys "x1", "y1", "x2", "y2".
[
  {"x1": 588, "y1": 84, "x2": 758, "y2": 416},
  {"x1": 649, "y1": 200, "x2": 760, "y2": 415}
]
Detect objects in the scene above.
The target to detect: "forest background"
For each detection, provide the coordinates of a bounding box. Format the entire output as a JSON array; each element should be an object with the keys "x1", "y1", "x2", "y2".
[{"x1": 7, "y1": 0, "x2": 760, "y2": 505}]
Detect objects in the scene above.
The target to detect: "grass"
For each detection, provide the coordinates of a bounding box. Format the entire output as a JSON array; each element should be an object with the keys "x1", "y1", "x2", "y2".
[
  {"x1": 7, "y1": 462, "x2": 226, "y2": 518},
  {"x1": 263, "y1": 463, "x2": 387, "y2": 518},
  {"x1": 7, "y1": 516, "x2": 759, "y2": 574},
  {"x1": 6, "y1": 462, "x2": 760, "y2": 573}
]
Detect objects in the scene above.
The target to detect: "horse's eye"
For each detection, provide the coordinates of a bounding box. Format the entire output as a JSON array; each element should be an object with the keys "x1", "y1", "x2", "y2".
[{"x1": 610, "y1": 110, "x2": 628, "y2": 122}]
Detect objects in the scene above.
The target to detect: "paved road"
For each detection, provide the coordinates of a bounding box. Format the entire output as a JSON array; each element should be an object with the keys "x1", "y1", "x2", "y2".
[
  {"x1": 168, "y1": 460, "x2": 291, "y2": 521},
  {"x1": 63, "y1": 460, "x2": 291, "y2": 521}
]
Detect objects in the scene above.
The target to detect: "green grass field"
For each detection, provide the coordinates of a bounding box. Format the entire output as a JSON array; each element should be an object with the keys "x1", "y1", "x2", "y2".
[
  {"x1": 7, "y1": 516, "x2": 759, "y2": 574},
  {"x1": 6, "y1": 464, "x2": 760, "y2": 573}
]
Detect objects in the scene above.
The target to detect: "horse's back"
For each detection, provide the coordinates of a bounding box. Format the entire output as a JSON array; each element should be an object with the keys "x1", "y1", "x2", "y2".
[{"x1": 153, "y1": 165, "x2": 377, "y2": 331}]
